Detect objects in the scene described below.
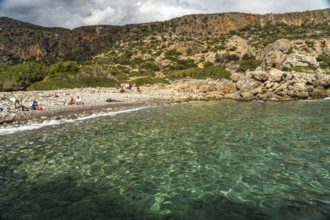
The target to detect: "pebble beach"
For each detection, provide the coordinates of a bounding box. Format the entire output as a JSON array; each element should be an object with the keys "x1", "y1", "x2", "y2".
[{"x1": 0, "y1": 86, "x2": 172, "y2": 130}]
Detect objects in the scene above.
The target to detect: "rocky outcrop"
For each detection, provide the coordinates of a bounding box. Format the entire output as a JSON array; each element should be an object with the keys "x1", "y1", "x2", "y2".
[
  {"x1": 141, "y1": 70, "x2": 330, "y2": 102},
  {"x1": 282, "y1": 53, "x2": 319, "y2": 69},
  {"x1": 261, "y1": 39, "x2": 330, "y2": 71},
  {"x1": 230, "y1": 69, "x2": 330, "y2": 101},
  {"x1": 225, "y1": 35, "x2": 256, "y2": 58}
]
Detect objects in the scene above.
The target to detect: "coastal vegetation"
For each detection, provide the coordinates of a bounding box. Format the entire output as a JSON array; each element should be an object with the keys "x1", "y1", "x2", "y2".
[
  {"x1": 317, "y1": 54, "x2": 330, "y2": 70},
  {"x1": 0, "y1": 10, "x2": 330, "y2": 92}
]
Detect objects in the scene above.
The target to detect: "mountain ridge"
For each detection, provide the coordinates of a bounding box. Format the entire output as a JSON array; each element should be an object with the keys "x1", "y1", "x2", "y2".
[{"x1": 0, "y1": 8, "x2": 330, "y2": 64}]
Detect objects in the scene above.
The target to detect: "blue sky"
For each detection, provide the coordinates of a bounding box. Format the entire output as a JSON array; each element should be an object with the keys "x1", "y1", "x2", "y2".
[{"x1": 0, "y1": 0, "x2": 329, "y2": 29}]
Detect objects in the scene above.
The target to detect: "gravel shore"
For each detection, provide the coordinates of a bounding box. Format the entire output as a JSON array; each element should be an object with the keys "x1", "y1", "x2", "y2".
[{"x1": 0, "y1": 86, "x2": 170, "y2": 129}]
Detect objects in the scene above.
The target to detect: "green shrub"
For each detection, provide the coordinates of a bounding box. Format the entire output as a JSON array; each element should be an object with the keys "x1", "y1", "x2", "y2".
[
  {"x1": 131, "y1": 57, "x2": 144, "y2": 66},
  {"x1": 165, "y1": 49, "x2": 182, "y2": 59},
  {"x1": 0, "y1": 61, "x2": 48, "y2": 91},
  {"x1": 203, "y1": 62, "x2": 214, "y2": 68},
  {"x1": 28, "y1": 79, "x2": 76, "y2": 90},
  {"x1": 286, "y1": 65, "x2": 317, "y2": 72},
  {"x1": 305, "y1": 40, "x2": 315, "y2": 49},
  {"x1": 319, "y1": 62, "x2": 329, "y2": 70},
  {"x1": 140, "y1": 62, "x2": 160, "y2": 71},
  {"x1": 217, "y1": 53, "x2": 240, "y2": 64},
  {"x1": 167, "y1": 59, "x2": 197, "y2": 70},
  {"x1": 237, "y1": 59, "x2": 260, "y2": 72},
  {"x1": 128, "y1": 70, "x2": 155, "y2": 77},
  {"x1": 76, "y1": 77, "x2": 117, "y2": 88},
  {"x1": 49, "y1": 61, "x2": 79, "y2": 75},
  {"x1": 131, "y1": 77, "x2": 169, "y2": 86},
  {"x1": 28, "y1": 77, "x2": 117, "y2": 91},
  {"x1": 118, "y1": 59, "x2": 132, "y2": 65},
  {"x1": 165, "y1": 66, "x2": 231, "y2": 80},
  {"x1": 317, "y1": 54, "x2": 330, "y2": 69}
]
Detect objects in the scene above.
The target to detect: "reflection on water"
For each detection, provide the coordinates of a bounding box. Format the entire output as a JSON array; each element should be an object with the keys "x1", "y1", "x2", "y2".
[{"x1": 0, "y1": 100, "x2": 329, "y2": 220}]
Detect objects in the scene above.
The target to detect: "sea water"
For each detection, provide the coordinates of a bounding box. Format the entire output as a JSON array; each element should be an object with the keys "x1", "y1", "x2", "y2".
[{"x1": 0, "y1": 100, "x2": 329, "y2": 220}]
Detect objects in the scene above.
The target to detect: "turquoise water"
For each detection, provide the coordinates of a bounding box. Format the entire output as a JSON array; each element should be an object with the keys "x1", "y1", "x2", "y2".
[{"x1": 0, "y1": 100, "x2": 329, "y2": 220}]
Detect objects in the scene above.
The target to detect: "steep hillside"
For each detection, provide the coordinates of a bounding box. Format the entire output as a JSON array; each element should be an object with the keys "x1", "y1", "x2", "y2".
[
  {"x1": 0, "y1": 9, "x2": 330, "y2": 95},
  {"x1": 1, "y1": 9, "x2": 330, "y2": 65}
]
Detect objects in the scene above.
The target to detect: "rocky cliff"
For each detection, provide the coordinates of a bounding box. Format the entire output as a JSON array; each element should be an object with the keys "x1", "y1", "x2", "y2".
[{"x1": 1, "y1": 9, "x2": 330, "y2": 65}]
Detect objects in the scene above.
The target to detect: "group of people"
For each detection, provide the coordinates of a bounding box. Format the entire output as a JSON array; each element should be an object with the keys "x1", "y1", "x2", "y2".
[
  {"x1": 4, "y1": 98, "x2": 43, "y2": 111},
  {"x1": 68, "y1": 96, "x2": 84, "y2": 105},
  {"x1": 119, "y1": 83, "x2": 141, "y2": 93},
  {"x1": 1, "y1": 95, "x2": 84, "y2": 112}
]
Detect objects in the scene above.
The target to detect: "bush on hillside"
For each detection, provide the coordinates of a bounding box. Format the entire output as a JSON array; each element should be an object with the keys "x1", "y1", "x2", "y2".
[
  {"x1": 317, "y1": 54, "x2": 330, "y2": 69},
  {"x1": 283, "y1": 65, "x2": 317, "y2": 72},
  {"x1": 165, "y1": 66, "x2": 231, "y2": 80},
  {"x1": 49, "y1": 61, "x2": 79, "y2": 75},
  {"x1": 0, "y1": 61, "x2": 48, "y2": 91},
  {"x1": 167, "y1": 59, "x2": 197, "y2": 71},
  {"x1": 237, "y1": 59, "x2": 260, "y2": 72},
  {"x1": 140, "y1": 61, "x2": 160, "y2": 71},
  {"x1": 216, "y1": 53, "x2": 240, "y2": 64},
  {"x1": 28, "y1": 76, "x2": 117, "y2": 91}
]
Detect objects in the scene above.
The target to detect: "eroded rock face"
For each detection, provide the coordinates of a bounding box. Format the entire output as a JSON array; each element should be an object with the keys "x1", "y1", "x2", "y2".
[
  {"x1": 215, "y1": 64, "x2": 329, "y2": 100},
  {"x1": 225, "y1": 35, "x2": 256, "y2": 58},
  {"x1": 231, "y1": 70, "x2": 330, "y2": 101},
  {"x1": 261, "y1": 39, "x2": 292, "y2": 71},
  {"x1": 283, "y1": 53, "x2": 319, "y2": 68}
]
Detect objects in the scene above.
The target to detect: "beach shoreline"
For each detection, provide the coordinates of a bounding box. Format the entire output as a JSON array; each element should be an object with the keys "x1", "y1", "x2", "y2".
[
  {"x1": 0, "y1": 86, "x2": 171, "y2": 130},
  {"x1": 1, "y1": 74, "x2": 330, "y2": 130}
]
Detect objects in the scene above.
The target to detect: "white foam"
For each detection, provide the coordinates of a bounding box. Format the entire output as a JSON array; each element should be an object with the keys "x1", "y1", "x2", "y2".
[{"x1": 0, "y1": 106, "x2": 150, "y2": 136}]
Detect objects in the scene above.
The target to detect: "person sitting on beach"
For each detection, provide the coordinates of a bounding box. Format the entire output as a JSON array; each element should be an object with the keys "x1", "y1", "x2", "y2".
[
  {"x1": 9, "y1": 97, "x2": 20, "y2": 109},
  {"x1": 119, "y1": 85, "x2": 125, "y2": 93},
  {"x1": 32, "y1": 100, "x2": 38, "y2": 110},
  {"x1": 68, "y1": 97, "x2": 75, "y2": 105},
  {"x1": 76, "y1": 96, "x2": 84, "y2": 105}
]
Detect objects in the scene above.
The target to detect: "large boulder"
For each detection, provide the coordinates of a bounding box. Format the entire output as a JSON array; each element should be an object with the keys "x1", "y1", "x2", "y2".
[
  {"x1": 270, "y1": 39, "x2": 292, "y2": 53},
  {"x1": 204, "y1": 52, "x2": 217, "y2": 63},
  {"x1": 268, "y1": 69, "x2": 285, "y2": 82},
  {"x1": 220, "y1": 81, "x2": 237, "y2": 93},
  {"x1": 249, "y1": 71, "x2": 269, "y2": 82},
  {"x1": 236, "y1": 77, "x2": 262, "y2": 92},
  {"x1": 283, "y1": 52, "x2": 319, "y2": 69},
  {"x1": 261, "y1": 50, "x2": 286, "y2": 71},
  {"x1": 261, "y1": 39, "x2": 292, "y2": 71},
  {"x1": 225, "y1": 35, "x2": 256, "y2": 58}
]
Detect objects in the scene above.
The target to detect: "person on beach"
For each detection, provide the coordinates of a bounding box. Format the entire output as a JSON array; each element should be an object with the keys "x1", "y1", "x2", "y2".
[
  {"x1": 9, "y1": 98, "x2": 20, "y2": 109},
  {"x1": 119, "y1": 84, "x2": 125, "y2": 93},
  {"x1": 76, "y1": 96, "x2": 84, "y2": 105},
  {"x1": 32, "y1": 100, "x2": 38, "y2": 110},
  {"x1": 32, "y1": 100, "x2": 43, "y2": 110},
  {"x1": 14, "y1": 99, "x2": 21, "y2": 109},
  {"x1": 68, "y1": 97, "x2": 75, "y2": 105}
]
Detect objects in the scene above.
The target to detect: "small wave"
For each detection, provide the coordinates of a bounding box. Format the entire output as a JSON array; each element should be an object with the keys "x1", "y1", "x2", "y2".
[{"x1": 0, "y1": 106, "x2": 150, "y2": 136}]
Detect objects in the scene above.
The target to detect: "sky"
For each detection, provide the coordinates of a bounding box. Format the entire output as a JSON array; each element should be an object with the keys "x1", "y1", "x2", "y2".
[{"x1": 0, "y1": 0, "x2": 329, "y2": 29}]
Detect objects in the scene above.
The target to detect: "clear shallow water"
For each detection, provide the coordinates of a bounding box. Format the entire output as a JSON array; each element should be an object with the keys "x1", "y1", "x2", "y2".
[{"x1": 0, "y1": 100, "x2": 329, "y2": 220}]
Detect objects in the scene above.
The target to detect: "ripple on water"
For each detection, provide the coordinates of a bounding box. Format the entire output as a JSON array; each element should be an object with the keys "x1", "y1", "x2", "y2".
[{"x1": 0, "y1": 100, "x2": 329, "y2": 219}]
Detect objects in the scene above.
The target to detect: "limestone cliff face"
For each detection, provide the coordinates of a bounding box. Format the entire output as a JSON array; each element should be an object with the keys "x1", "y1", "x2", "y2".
[
  {"x1": 0, "y1": 17, "x2": 123, "y2": 64},
  {"x1": 161, "y1": 9, "x2": 330, "y2": 34},
  {"x1": 0, "y1": 9, "x2": 329, "y2": 64}
]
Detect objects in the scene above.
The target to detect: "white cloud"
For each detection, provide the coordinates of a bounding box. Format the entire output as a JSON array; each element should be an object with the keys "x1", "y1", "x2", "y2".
[{"x1": 0, "y1": 0, "x2": 328, "y2": 28}]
